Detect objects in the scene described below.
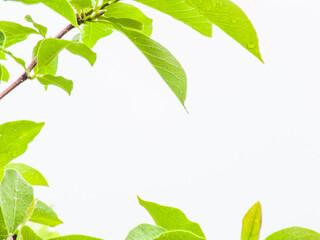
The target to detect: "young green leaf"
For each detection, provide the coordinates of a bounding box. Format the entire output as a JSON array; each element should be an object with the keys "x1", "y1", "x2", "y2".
[
  {"x1": 0, "y1": 120, "x2": 45, "y2": 169},
  {"x1": 25, "y1": 15, "x2": 47, "y2": 38},
  {"x1": 40, "y1": 0, "x2": 78, "y2": 28},
  {"x1": 103, "y1": 2, "x2": 153, "y2": 36},
  {"x1": 0, "y1": 209, "x2": 7, "y2": 239},
  {"x1": 138, "y1": 197, "x2": 205, "y2": 238},
  {"x1": 2, "y1": 49, "x2": 27, "y2": 70},
  {"x1": 116, "y1": 27, "x2": 187, "y2": 107},
  {"x1": 126, "y1": 224, "x2": 167, "y2": 240},
  {"x1": 29, "y1": 200, "x2": 63, "y2": 227},
  {"x1": 21, "y1": 225, "x2": 43, "y2": 240},
  {"x1": 33, "y1": 40, "x2": 58, "y2": 76},
  {"x1": 241, "y1": 202, "x2": 262, "y2": 240},
  {"x1": 0, "y1": 169, "x2": 34, "y2": 233},
  {"x1": 48, "y1": 235, "x2": 103, "y2": 240},
  {"x1": 185, "y1": 0, "x2": 263, "y2": 62},
  {"x1": 0, "y1": 163, "x2": 49, "y2": 187},
  {"x1": 155, "y1": 231, "x2": 205, "y2": 240},
  {"x1": 37, "y1": 39, "x2": 96, "y2": 73},
  {"x1": 36, "y1": 75, "x2": 73, "y2": 95},
  {"x1": 133, "y1": 0, "x2": 212, "y2": 37},
  {"x1": 266, "y1": 227, "x2": 320, "y2": 240},
  {"x1": 0, "y1": 21, "x2": 38, "y2": 48},
  {"x1": 81, "y1": 22, "x2": 113, "y2": 48},
  {"x1": 0, "y1": 65, "x2": 10, "y2": 82}
]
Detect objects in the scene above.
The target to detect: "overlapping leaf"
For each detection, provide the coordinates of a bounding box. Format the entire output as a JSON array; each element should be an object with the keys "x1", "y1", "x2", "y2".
[
  {"x1": 155, "y1": 231, "x2": 204, "y2": 240},
  {"x1": 138, "y1": 197, "x2": 204, "y2": 238},
  {"x1": 0, "y1": 163, "x2": 48, "y2": 186},
  {"x1": 81, "y1": 22, "x2": 113, "y2": 48},
  {"x1": 0, "y1": 169, "x2": 34, "y2": 233},
  {"x1": 36, "y1": 38, "x2": 96, "y2": 73},
  {"x1": 241, "y1": 202, "x2": 262, "y2": 240},
  {"x1": 21, "y1": 225, "x2": 43, "y2": 240},
  {"x1": 70, "y1": 0, "x2": 92, "y2": 13},
  {"x1": 126, "y1": 224, "x2": 167, "y2": 240},
  {"x1": 30, "y1": 200, "x2": 63, "y2": 227},
  {"x1": 185, "y1": 0, "x2": 262, "y2": 61},
  {"x1": 133, "y1": 0, "x2": 212, "y2": 37},
  {"x1": 33, "y1": 40, "x2": 58, "y2": 76},
  {"x1": 0, "y1": 209, "x2": 7, "y2": 239},
  {"x1": 0, "y1": 120, "x2": 44, "y2": 169},
  {"x1": 102, "y1": 2, "x2": 153, "y2": 36},
  {"x1": 266, "y1": 227, "x2": 320, "y2": 240},
  {"x1": 25, "y1": 15, "x2": 47, "y2": 38}
]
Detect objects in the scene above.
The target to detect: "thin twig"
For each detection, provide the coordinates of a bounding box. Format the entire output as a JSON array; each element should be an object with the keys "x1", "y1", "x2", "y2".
[
  {"x1": 0, "y1": 23, "x2": 75, "y2": 101},
  {"x1": 0, "y1": 1, "x2": 116, "y2": 101}
]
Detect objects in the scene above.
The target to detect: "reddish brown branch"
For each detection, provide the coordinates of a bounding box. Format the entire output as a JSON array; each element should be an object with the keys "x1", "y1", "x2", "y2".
[{"x1": 0, "y1": 23, "x2": 76, "y2": 101}]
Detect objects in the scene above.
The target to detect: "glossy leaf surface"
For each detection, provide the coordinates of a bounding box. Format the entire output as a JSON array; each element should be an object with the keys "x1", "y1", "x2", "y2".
[{"x1": 81, "y1": 22, "x2": 113, "y2": 48}]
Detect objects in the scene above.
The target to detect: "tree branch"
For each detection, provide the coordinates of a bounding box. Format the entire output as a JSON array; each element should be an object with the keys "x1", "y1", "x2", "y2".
[{"x1": 0, "y1": 23, "x2": 75, "y2": 101}]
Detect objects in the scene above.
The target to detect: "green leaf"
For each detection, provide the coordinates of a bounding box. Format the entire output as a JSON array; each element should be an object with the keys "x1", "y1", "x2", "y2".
[
  {"x1": 155, "y1": 231, "x2": 205, "y2": 240},
  {"x1": 0, "y1": 121, "x2": 45, "y2": 169},
  {"x1": 241, "y1": 202, "x2": 261, "y2": 240},
  {"x1": 33, "y1": 40, "x2": 58, "y2": 76},
  {"x1": 37, "y1": 39, "x2": 96, "y2": 73},
  {"x1": 103, "y1": 2, "x2": 153, "y2": 36},
  {"x1": 48, "y1": 235, "x2": 103, "y2": 240},
  {"x1": 69, "y1": 0, "x2": 92, "y2": 13},
  {"x1": 25, "y1": 15, "x2": 47, "y2": 38},
  {"x1": 0, "y1": 169, "x2": 34, "y2": 233},
  {"x1": 0, "y1": 65, "x2": 10, "y2": 82},
  {"x1": 117, "y1": 27, "x2": 187, "y2": 106},
  {"x1": 0, "y1": 30, "x2": 6, "y2": 47},
  {"x1": 30, "y1": 200, "x2": 63, "y2": 227},
  {"x1": 133, "y1": 0, "x2": 212, "y2": 37},
  {"x1": 0, "y1": 208, "x2": 7, "y2": 239},
  {"x1": 81, "y1": 22, "x2": 113, "y2": 48},
  {"x1": 0, "y1": 21, "x2": 38, "y2": 48},
  {"x1": 21, "y1": 226, "x2": 43, "y2": 240},
  {"x1": 36, "y1": 75, "x2": 73, "y2": 95},
  {"x1": 185, "y1": 0, "x2": 263, "y2": 62},
  {"x1": 21, "y1": 199, "x2": 38, "y2": 228},
  {"x1": 138, "y1": 197, "x2": 204, "y2": 238},
  {"x1": 3, "y1": 50, "x2": 26, "y2": 70},
  {"x1": 0, "y1": 163, "x2": 49, "y2": 187},
  {"x1": 266, "y1": 227, "x2": 320, "y2": 240},
  {"x1": 40, "y1": 0, "x2": 78, "y2": 27},
  {"x1": 126, "y1": 224, "x2": 167, "y2": 240},
  {"x1": 65, "y1": 42, "x2": 97, "y2": 66}
]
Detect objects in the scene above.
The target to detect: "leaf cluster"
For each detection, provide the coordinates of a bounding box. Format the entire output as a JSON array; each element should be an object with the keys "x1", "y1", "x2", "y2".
[{"x1": 0, "y1": 0, "x2": 263, "y2": 107}]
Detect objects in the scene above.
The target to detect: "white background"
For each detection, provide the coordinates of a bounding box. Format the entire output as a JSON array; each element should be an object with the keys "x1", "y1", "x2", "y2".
[{"x1": 0, "y1": 0, "x2": 320, "y2": 239}]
